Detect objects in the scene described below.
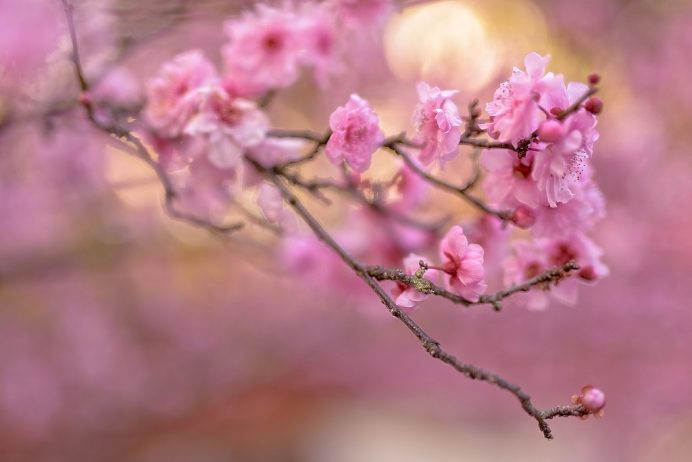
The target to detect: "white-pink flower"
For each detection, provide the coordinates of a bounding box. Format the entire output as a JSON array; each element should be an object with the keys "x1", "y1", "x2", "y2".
[
  {"x1": 412, "y1": 82, "x2": 462, "y2": 167},
  {"x1": 532, "y1": 179, "x2": 605, "y2": 237},
  {"x1": 145, "y1": 50, "x2": 218, "y2": 138},
  {"x1": 438, "y1": 226, "x2": 486, "y2": 302},
  {"x1": 531, "y1": 85, "x2": 599, "y2": 207},
  {"x1": 222, "y1": 3, "x2": 302, "y2": 97},
  {"x1": 325, "y1": 94, "x2": 384, "y2": 173},
  {"x1": 184, "y1": 86, "x2": 268, "y2": 170},
  {"x1": 483, "y1": 52, "x2": 567, "y2": 145}
]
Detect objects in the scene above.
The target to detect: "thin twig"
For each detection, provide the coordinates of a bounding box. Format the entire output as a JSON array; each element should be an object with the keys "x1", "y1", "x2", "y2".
[
  {"x1": 60, "y1": 0, "x2": 243, "y2": 235},
  {"x1": 383, "y1": 139, "x2": 512, "y2": 221},
  {"x1": 366, "y1": 261, "x2": 580, "y2": 311}
]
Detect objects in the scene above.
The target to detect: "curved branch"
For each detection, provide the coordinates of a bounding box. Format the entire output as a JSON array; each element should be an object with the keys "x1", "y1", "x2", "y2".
[
  {"x1": 61, "y1": 0, "x2": 243, "y2": 236},
  {"x1": 248, "y1": 158, "x2": 591, "y2": 439},
  {"x1": 382, "y1": 139, "x2": 512, "y2": 221}
]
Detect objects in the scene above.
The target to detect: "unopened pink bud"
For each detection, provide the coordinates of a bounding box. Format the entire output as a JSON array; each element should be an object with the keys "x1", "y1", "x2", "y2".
[
  {"x1": 588, "y1": 73, "x2": 601, "y2": 86},
  {"x1": 550, "y1": 107, "x2": 563, "y2": 116},
  {"x1": 584, "y1": 97, "x2": 603, "y2": 115},
  {"x1": 538, "y1": 120, "x2": 564, "y2": 143},
  {"x1": 578, "y1": 385, "x2": 606, "y2": 413},
  {"x1": 511, "y1": 205, "x2": 536, "y2": 229}
]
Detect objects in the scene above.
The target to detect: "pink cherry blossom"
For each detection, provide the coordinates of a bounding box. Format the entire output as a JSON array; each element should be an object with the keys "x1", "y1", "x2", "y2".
[
  {"x1": 184, "y1": 86, "x2": 268, "y2": 170},
  {"x1": 412, "y1": 82, "x2": 462, "y2": 167},
  {"x1": 502, "y1": 240, "x2": 553, "y2": 310},
  {"x1": 542, "y1": 232, "x2": 609, "y2": 283},
  {"x1": 503, "y1": 233, "x2": 608, "y2": 310},
  {"x1": 532, "y1": 179, "x2": 605, "y2": 237},
  {"x1": 325, "y1": 94, "x2": 384, "y2": 173},
  {"x1": 438, "y1": 226, "x2": 486, "y2": 302},
  {"x1": 535, "y1": 83, "x2": 599, "y2": 204},
  {"x1": 297, "y1": 3, "x2": 343, "y2": 86},
  {"x1": 390, "y1": 254, "x2": 436, "y2": 309},
  {"x1": 144, "y1": 50, "x2": 218, "y2": 138},
  {"x1": 222, "y1": 3, "x2": 302, "y2": 97},
  {"x1": 531, "y1": 107, "x2": 599, "y2": 207},
  {"x1": 481, "y1": 149, "x2": 541, "y2": 208},
  {"x1": 483, "y1": 52, "x2": 567, "y2": 145}
]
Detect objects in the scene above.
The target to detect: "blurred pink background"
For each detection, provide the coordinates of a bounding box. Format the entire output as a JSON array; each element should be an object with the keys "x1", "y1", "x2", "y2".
[{"x1": 1, "y1": 0, "x2": 691, "y2": 461}]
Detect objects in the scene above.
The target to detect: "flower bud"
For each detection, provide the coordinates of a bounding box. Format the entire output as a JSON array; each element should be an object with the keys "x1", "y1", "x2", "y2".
[
  {"x1": 584, "y1": 97, "x2": 603, "y2": 114},
  {"x1": 588, "y1": 73, "x2": 601, "y2": 86},
  {"x1": 511, "y1": 205, "x2": 536, "y2": 229},
  {"x1": 575, "y1": 385, "x2": 606, "y2": 413},
  {"x1": 538, "y1": 120, "x2": 564, "y2": 143}
]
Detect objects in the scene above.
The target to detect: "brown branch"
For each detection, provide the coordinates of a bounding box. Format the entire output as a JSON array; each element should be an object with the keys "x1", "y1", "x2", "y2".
[
  {"x1": 477, "y1": 261, "x2": 580, "y2": 310},
  {"x1": 247, "y1": 157, "x2": 591, "y2": 439},
  {"x1": 264, "y1": 129, "x2": 511, "y2": 223},
  {"x1": 556, "y1": 87, "x2": 598, "y2": 121},
  {"x1": 382, "y1": 139, "x2": 512, "y2": 221},
  {"x1": 60, "y1": 0, "x2": 243, "y2": 236},
  {"x1": 366, "y1": 261, "x2": 580, "y2": 311},
  {"x1": 269, "y1": 129, "x2": 332, "y2": 168}
]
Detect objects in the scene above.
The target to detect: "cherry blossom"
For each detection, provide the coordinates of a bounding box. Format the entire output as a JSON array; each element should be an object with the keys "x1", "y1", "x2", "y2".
[
  {"x1": 531, "y1": 88, "x2": 599, "y2": 207},
  {"x1": 481, "y1": 149, "x2": 542, "y2": 208},
  {"x1": 184, "y1": 86, "x2": 268, "y2": 170},
  {"x1": 144, "y1": 50, "x2": 218, "y2": 138},
  {"x1": 412, "y1": 82, "x2": 462, "y2": 167},
  {"x1": 325, "y1": 94, "x2": 385, "y2": 172},
  {"x1": 438, "y1": 226, "x2": 487, "y2": 302},
  {"x1": 483, "y1": 52, "x2": 567, "y2": 145},
  {"x1": 222, "y1": 3, "x2": 302, "y2": 97},
  {"x1": 503, "y1": 233, "x2": 608, "y2": 310},
  {"x1": 298, "y1": 3, "x2": 343, "y2": 86}
]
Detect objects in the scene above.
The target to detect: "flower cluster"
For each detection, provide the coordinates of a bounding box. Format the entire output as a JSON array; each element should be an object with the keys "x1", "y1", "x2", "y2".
[
  {"x1": 479, "y1": 53, "x2": 607, "y2": 309},
  {"x1": 222, "y1": 0, "x2": 394, "y2": 97},
  {"x1": 138, "y1": 0, "x2": 606, "y2": 315}
]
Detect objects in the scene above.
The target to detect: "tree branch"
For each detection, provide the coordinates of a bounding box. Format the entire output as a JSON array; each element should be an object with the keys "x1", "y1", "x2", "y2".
[
  {"x1": 366, "y1": 260, "x2": 579, "y2": 311},
  {"x1": 60, "y1": 0, "x2": 243, "y2": 236},
  {"x1": 382, "y1": 138, "x2": 512, "y2": 221},
  {"x1": 248, "y1": 158, "x2": 591, "y2": 439}
]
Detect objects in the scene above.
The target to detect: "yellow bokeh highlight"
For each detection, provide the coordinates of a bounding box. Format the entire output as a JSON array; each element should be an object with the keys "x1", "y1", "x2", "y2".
[{"x1": 384, "y1": 0, "x2": 501, "y2": 91}]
